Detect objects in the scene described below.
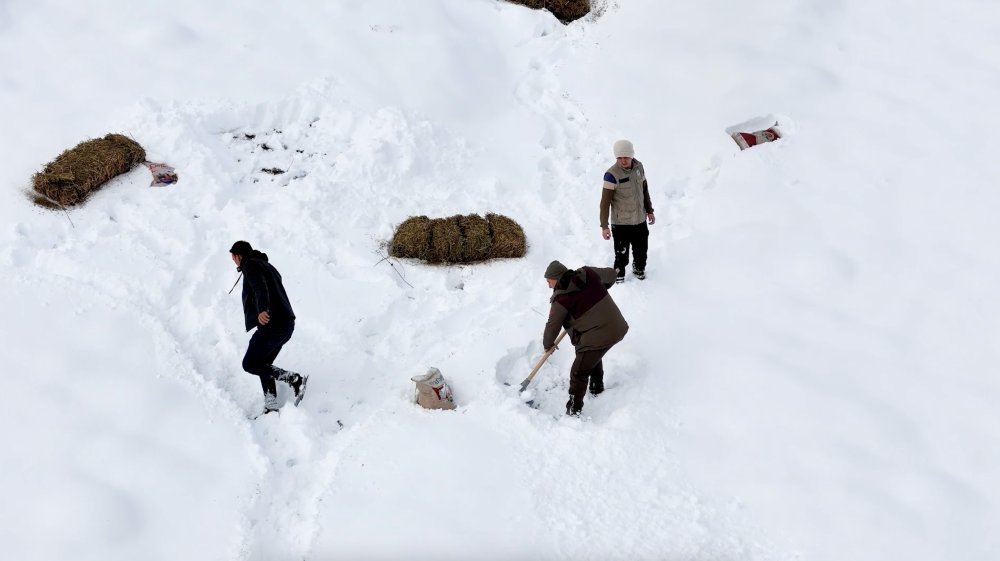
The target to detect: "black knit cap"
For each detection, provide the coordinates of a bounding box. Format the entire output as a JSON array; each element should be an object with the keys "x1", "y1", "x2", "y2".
[
  {"x1": 229, "y1": 240, "x2": 253, "y2": 256},
  {"x1": 544, "y1": 260, "x2": 569, "y2": 279}
]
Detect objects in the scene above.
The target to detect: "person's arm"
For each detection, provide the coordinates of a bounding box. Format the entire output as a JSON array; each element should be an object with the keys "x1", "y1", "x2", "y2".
[
  {"x1": 642, "y1": 180, "x2": 654, "y2": 214},
  {"x1": 600, "y1": 172, "x2": 617, "y2": 229},
  {"x1": 244, "y1": 261, "x2": 271, "y2": 319},
  {"x1": 591, "y1": 267, "x2": 619, "y2": 288},
  {"x1": 543, "y1": 302, "x2": 569, "y2": 350},
  {"x1": 600, "y1": 188, "x2": 614, "y2": 229},
  {"x1": 643, "y1": 179, "x2": 656, "y2": 224}
]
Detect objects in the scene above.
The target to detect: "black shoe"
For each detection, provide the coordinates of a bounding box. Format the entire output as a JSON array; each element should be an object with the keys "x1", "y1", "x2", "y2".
[
  {"x1": 615, "y1": 276, "x2": 625, "y2": 284},
  {"x1": 633, "y1": 269, "x2": 645, "y2": 280},
  {"x1": 589, "y1": 381, "x2": 604, "y2": 395},
  {"x1": 565, "y1": 396, "x2": 583, "y2": 416}
]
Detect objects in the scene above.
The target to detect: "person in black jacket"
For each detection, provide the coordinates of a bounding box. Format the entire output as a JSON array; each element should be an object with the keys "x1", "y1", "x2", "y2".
[{"x1": 230, "y1": 240, "x2": 307, "y2": 415}]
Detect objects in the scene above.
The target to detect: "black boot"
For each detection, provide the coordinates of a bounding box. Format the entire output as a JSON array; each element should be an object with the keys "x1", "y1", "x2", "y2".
[
  {"x1": 589, "y1": 378, "x2": 604, "y2": 395},
  {"x1": 565, "y1": 395, "x2": 584, "y2": 416}
]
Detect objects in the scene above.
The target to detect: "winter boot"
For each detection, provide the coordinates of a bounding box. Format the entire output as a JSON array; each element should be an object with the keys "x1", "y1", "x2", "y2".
[
  {"x1": 633, "y1": 268, "x2": 645, "y2": 280},
  {"x1": 588, "y1": 380, "x2": 605, "y2": 395},
  {"x1": 273, "y1": 367, "x2": 309, "y2": 406},
  {"x1": 259, "y1": 391, "x2": 280, "y2": 417},
  {"x1": 290, "y1": 374, "x2": 308, "y2": 406},
  {"x1": 565, "y1": 395, "x2": 584, "y2": 417}
]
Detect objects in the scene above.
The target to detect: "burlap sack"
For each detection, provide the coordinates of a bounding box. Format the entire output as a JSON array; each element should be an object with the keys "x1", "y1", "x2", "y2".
[{"x1": 411, "y1": 367, "x2": 457, "y2": 410}]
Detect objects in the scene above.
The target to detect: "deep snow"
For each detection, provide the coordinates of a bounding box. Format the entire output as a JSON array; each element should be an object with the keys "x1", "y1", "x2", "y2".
[{"x1": 1, "y1": 1, "x2": 998, "y2": 560}]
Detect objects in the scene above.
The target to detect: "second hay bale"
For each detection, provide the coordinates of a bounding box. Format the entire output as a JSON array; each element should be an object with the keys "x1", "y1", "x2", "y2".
[{"x1": 389, "y1": 212, "x2": 526, "y2": 263}]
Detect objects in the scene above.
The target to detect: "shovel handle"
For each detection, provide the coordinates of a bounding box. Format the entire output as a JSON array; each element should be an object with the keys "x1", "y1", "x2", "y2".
[{"x1": 518, "y1": 330, "x2": 568, "y2": 391}]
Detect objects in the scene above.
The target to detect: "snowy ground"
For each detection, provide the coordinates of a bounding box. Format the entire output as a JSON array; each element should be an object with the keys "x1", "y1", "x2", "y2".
[{"x1": 1, "y1": 1, "x2": 999, "y2": 560}]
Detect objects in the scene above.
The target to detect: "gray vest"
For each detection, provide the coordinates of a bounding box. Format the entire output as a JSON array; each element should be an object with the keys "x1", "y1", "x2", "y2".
[{"x1": 605, "y1": 160, "x2": 646, "y2": 226}]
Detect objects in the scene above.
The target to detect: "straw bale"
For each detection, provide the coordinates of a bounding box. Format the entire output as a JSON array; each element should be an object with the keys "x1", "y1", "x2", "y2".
[
  {"x1": 32, "y1": 133, "x2": 146, "y2": 207},
  {"x1": 504, "y1": 0, "x2": 589, "y2": 23},
  {"x1": 390, "y1": 212, "x2": 526, "y2": 264},
  {"x1": 389, "y1": 215, "x2": 433, "y2": 260},
  {"x1": 430, "y1": 216, "x2": 464, "y2": 263},
  {"x1": 459, "y1": 214, "x2": 493, "y2": 262},
  {"x1": 487, "y1": 213, "x2": 527, "y2": 258}
]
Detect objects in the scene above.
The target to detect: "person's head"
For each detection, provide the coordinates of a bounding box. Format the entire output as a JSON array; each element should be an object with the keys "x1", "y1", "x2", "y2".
[
  {"x1": 613, "y1": 139, "x2": 634, "y2": 168},
  {"x1": 544, "y1": 260, "x2": 569, "y2": 288},
  {"x1": 230, "y1": 240, "x2": 253, "y2": 267}
]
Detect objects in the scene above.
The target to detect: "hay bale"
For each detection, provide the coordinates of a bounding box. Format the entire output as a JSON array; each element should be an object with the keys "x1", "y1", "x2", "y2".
[
  {"x1": 487, "y1": 213, "x2": 527, "y2": 258},
  {"x1": 390, "y1": 212, "x2": 526, "y2": 264},
  {"x1": 504, "y1": 0, "x2": 590, "y2": 23},
  {"x1": 32, "y1": 133, "x2": 146, "y2": 207},
  {"x1": 390, "y1": 215, "x2": 433, "y2": 260},
  {"x1": 430, "y1": 216, "x2": 464, "y2": 263},
  {"x1": 459, "y1": 214, "x2": 493, "y2": 262}
]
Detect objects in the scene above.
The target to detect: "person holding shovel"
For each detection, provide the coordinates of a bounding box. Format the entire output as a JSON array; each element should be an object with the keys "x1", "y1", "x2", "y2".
[{"x1": 543, "y1": 260, "x2": 629, "y2": 416}]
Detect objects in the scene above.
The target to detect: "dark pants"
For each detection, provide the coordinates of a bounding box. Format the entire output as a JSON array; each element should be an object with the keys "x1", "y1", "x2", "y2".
[
  {"x1": 567, "y1": 347, "x2": 611, "y2": 414},
  {"x1": 242, "y1": 320, "x2": 295, "y2": 398},
  {"x1": 611, "y1": 222, "x2": 649, "y2": 274}
]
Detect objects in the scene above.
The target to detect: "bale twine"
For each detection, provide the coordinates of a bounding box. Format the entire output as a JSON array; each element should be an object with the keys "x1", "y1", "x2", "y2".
[
  {"x1": 389, "y1": 212, "x2": 526, "y2": 264},
  {"x1": 487, "y1": 212, "x2": 527, "y2": 259},
  {"x1": 31, "y1": 133, "x2": 146, "y2": 207}
]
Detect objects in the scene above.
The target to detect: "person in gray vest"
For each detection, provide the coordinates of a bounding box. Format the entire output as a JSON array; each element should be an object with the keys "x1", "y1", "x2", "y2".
[{"x1": 600, "y1": 139, "x2": 656, "y2": 282}]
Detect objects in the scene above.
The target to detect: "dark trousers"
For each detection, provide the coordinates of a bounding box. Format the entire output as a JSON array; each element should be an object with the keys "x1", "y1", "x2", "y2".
[
  {"x1": 568, "y1": 347, "x2": 610, "y2": 413},
  {"x1": 242, "y1": 320, "x2": 295, "y2": 398},
  {"x1": 611, "y1": 222, "x2": 649, "y2": 274}
]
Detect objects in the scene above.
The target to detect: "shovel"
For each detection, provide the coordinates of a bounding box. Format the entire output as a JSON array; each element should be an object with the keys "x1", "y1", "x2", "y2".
[{"x1": 518, "y1": 329, "x2": 568, "y2": 392}]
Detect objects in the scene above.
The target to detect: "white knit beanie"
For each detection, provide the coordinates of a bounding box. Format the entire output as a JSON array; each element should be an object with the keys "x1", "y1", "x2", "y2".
[{"x1": 613, "y1": 139, "x2": 635, "y2": 158}]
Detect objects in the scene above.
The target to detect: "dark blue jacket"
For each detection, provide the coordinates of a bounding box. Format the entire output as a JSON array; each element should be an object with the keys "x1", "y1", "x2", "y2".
[{"x1": 240, "y1": 250, "x2": 295, "y2": 331}]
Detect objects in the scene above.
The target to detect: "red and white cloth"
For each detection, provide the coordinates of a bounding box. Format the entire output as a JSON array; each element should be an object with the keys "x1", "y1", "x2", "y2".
[
  {"x1": 731, "y1": 127, "x2": 781, "y2": 150},
  {"x1": 143, "y1": 161, "x2": 178, "y2": 187}
]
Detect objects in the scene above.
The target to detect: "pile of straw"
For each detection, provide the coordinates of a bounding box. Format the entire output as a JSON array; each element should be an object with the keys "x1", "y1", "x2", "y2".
[
  {"x1": 390, "y1": 213, "x2": 526, "y2": 263},
  {"x1": 32, "y1": 134, "x2": 146, "y2": 207},
  {"x1": 504, "y1": 0, "x2": 590, "y2": 23}
]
